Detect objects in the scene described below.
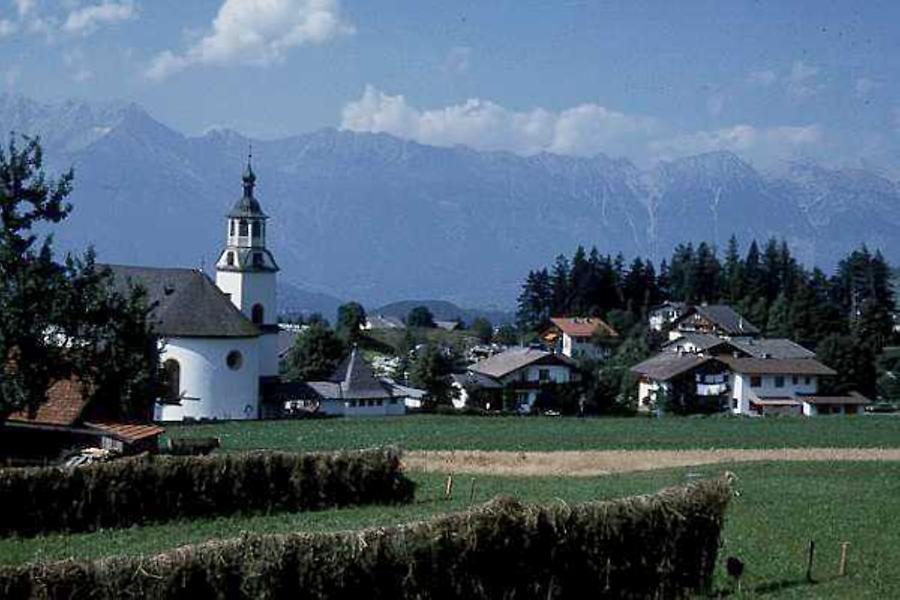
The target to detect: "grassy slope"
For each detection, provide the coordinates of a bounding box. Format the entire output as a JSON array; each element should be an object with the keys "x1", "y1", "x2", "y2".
[
  {"x1": 161, "y1": 414, "x2": 900, "y2": 453},
  {"x1": 2, "y1": 462, "x2": 899, "y2": 598}
]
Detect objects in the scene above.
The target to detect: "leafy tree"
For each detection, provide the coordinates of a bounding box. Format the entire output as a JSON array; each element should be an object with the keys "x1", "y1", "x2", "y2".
[
  {"x1": 470, "y1": 317, "x2": 493, "y2": 344},
  {"x1": 409, "y1": 344, "x2": 455, "y2": 409},
  {"x1": 336, "y1": 301, "x2": 366, "y2": 342},
  {"x1": 0, "y1": 136, "x2": 162, "y2": 421},
  {"x1": 282, "y1": 322, "x2": 346, "y2": 381},
  {"x1": 494, "y1": 324, "x2": 519, "y2": 346},
  {"x1": 406, "y1": 306, "x2": 436, "y2": 328}
]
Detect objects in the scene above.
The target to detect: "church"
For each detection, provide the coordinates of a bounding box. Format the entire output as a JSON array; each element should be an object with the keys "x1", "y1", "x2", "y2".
[{"x1": 109, "y1": 158, "x2": 280, "y2": 421}]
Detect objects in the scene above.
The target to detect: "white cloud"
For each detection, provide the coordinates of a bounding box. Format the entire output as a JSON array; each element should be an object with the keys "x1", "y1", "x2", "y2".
[
  {"x1": 747, "y1": 69, "x2": 777, "y2": 87},
  {"x1": 0, "y1": 19, "x2": 16, "y2": 38},
  {"x1": 340, "y1": 85, "x2": 657, "y2": 157},
  {"x1": 650, "y1": 123, "x2": 823, "y2": 164},
  {"x1": 145, "y1": 0, "x2": 354, "y2": 81},
  {"x1": 63, "y1": 1, "x2": 137, "y2": 35},
  {"x1": 786, "y1": 60, "x2": 821, "y2": 100},
  {"x1": 14, "y1": 0, "x2": 36, "y2": 18}
]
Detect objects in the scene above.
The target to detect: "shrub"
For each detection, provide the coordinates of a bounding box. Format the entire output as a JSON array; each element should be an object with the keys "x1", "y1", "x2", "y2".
[
  {"x1": 0, "y1": 448, "x2": 414, "y2": 537},
  {"x1": 0, "y1": 477, "x2": 731, "y2": 599}
]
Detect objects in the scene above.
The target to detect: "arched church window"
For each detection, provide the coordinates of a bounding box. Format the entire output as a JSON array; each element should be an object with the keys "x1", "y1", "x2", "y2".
[
  {"x1": 239, "y1": 220, "x2": 249, "y2": 236},
  {"x1": 251, "y1": 303, "x2": 264, "y2": 325},
  {"x1": 229, "y1": 220, "x2": 235, "y2": 236},
  {"x1": 226, "y1": 350, "x2": 243, "y2": 370},
  {"x1": 163, "y1": 359, "x2": 181, "y2": 402}
]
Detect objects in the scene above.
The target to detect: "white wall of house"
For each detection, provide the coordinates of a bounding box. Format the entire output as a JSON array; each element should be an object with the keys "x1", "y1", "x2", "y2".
[
  {"x1": 731, "y1": 373, "x2": 818, "y2": 415},
  {"x1": 499, "y1": 364, "x2": 574, "y2": 385},
  {"x1": 562, "y1": 334, "x2": 610, "y2": 360},
  {"x1": 318, "y1": 398, "x2": 406, "y2": 416},
  {"x1": 637, "y1": 379, "x2": 672, "y2": 411},
  {"x1": 156, "y1": 336, "x2": 260, "y2": 421}
]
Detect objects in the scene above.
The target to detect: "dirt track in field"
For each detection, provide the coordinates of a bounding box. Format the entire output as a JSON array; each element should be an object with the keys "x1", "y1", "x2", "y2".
[{"x1": 404, "y1": 448, "x2": 900, "y2": 477}]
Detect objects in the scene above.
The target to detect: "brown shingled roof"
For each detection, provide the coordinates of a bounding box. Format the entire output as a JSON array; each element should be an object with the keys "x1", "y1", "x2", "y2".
[
  {"x1": 7, "y1": 378, "x2": 88, "y2": 427},
  {"x1": 719, "y1": 356, "x2": 836, "y2": 376},
  {"x1": 548, "y1": 317, "x2": 619, "y2": 338}
]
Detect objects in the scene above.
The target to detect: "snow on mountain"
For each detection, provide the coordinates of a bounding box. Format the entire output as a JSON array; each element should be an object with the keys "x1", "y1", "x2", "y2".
[{"x1": 1, "y1": 94, "x2": 898, "y2": 308}]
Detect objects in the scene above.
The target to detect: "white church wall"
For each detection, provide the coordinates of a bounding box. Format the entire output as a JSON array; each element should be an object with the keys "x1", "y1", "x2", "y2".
[{"x1": 156, "y1": 336, "x2": 260, "y2": 421}]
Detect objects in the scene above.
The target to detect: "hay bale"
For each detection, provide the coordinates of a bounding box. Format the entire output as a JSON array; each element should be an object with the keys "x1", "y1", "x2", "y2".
[
  {"x1": 0, "y1": 447, "x2": 414, "y2": 537},
  {"x1": 0, "y1": 477, "x2": 732, "y2": 599}
]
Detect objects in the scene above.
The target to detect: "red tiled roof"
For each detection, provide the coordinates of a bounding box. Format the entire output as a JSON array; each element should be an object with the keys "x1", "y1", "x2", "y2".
[
  {"x1": 7, "y1": 378, "x2": 88, "y2": 427},
  {"x1": 548, "y1": 317, "x2": 618, "y2": 339},
  {"x1": 85, "y1": 422, "x2": 165, "y2": 442}
]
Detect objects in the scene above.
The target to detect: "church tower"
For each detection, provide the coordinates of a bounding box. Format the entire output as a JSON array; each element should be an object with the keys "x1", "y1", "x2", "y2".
[{"x1": 216, "y1": 155, "x2": 280, "y2": 377}]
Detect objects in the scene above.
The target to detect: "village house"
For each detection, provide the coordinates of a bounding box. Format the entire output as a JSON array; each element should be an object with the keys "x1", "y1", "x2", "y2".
[
  {"x1": 540, "y1": 317, "x2": 619, "y2": 360},
  {"x1": 2, "y1": 377, "x2": 164, "y2": 462},
  {"x1": 668, "y1": 304, "x2": 760, "y2": 341},
  {"x1": 648, "y1": 301, "x2": 688, "y2": 332},
  {"x1": 632, "y1": 336, "x2": 870, "y2": 416},
  {"x1": 270, "y1": 347, "x2": 406, "y2": 417},
  {"x1": 363, "y1": 315, "x2": 406, "y2": 330},
  {"x1": 457, "y1": 347, "x2": 581, "y2": 413}
]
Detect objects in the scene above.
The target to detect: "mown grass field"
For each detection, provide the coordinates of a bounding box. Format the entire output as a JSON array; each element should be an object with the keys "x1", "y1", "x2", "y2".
[
  {"x1": 3, "y1": 461, "x2": 899, "y2": 598},
  {"x1": 162, "y1": 414, "x2": 900, "y2": 453}
]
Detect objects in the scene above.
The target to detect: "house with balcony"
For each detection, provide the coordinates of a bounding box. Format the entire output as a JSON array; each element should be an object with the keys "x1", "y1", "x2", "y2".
[
  {"x1": 540, "y1": 317, "x2": 619, "y2": 360},
  {"x1": 669, "y1": 304, "x2": 759, "y2": 341},
  {"x1": 633, "y1": 346, "x2": 870, "y2": 416},
  {"x1": 462, "y1": 347, "x2": 581, "y2": 413}
]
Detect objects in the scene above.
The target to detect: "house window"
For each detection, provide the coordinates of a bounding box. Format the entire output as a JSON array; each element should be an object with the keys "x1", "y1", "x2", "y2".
[
  {"x1": 348, "y1": 399, "x2": 357, "y2": 408},
  {"x1": 805, "y1": 376, "x2": 812, "y2": 385},
  {"x1": 539, "y1": 369, "x2": 550, "y2": 382},
  {"x1": 239, "y1": 220, "x2": 249, "y2": 236},
  {"x1": 774, "y1": 376, "x2": 785, "y2": 388},
  {"x1": 226, "y1": 350, "x2": 243, "y2": 370},
  {"x1": 750, "y1": 376, "x2": 762, "y2": 387},
  {"x1": 251, "y1": 303, "x2": 264, "y2": 325},
  {"x1": 792, "y1": 376, "x2": 799, "y2": 385},
  {"x1": 163, "y1": 359, "x2": 180, "y2": 402},
  {"x1": 389, "y1": 397, "x2": 397, "y2": 405},
  {"x1": 732, "y1": 398, "x2": 738, "y2": 409},
  {"x1": 226, "y1": 252, "x2": 235, "y2": 266}
]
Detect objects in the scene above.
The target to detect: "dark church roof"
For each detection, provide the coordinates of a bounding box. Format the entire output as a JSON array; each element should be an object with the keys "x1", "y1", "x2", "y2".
[{"x1": 105, "y1": 265, "x2": 260, "y2": 338}]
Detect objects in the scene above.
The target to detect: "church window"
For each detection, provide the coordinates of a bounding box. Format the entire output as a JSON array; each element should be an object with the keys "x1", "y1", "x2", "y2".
[
  {"x1": 252, "y1": 252, "x2": 264, "y2": 267},
  {"x1": 226, "y1": 350, "x2": 243, "y2": 370},
  {"x1": 229, "y1": 220, "x2": 235, "y2": 236},
  {"x1": 251, "y1": 221, "x2": 261, "y2": 238},
  {"x1": 239, "y1": 220, "x2": 249, "y2": 236},
  {"x1": 226, "y1": 252, "x2": 235, "y2": 266},
  {"x1": 251, "y1": 304, "x2": 264, "y2": 325},
  {"x1": 163, "y1": 359, "x2": 181, "y2": 402}
]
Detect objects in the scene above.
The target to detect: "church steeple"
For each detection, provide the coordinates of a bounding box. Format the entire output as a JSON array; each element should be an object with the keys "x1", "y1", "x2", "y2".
[{"x1": 216, "y1": 156, "x2": 278, "y2": 272}]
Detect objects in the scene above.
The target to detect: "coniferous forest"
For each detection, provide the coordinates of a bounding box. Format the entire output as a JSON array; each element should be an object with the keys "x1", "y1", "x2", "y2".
[{"x1": 516, "y1": 236, "x2": 897, "y2": 402}]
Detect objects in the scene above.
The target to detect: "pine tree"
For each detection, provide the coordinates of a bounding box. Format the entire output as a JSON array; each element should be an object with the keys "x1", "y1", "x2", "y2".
[
  {"x1": 766, "y1": 292, "x2": 792, "y2": 338},
  {"x1": 549, "y1": 254, "x2": 571, "y2": 316}
]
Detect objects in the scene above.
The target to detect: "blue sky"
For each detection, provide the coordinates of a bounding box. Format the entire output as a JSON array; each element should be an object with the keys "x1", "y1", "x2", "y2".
[{"x1": 2, "y1": 0, "x2": 900, "y2": 172}]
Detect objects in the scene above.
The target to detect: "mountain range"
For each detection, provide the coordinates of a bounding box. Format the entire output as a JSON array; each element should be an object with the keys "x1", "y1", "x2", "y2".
[{"x1": 2, "y1": 93, "x2": 899, "y2": 311}]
